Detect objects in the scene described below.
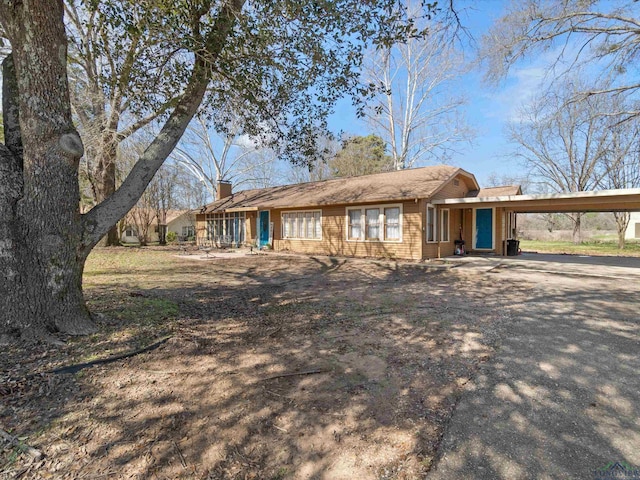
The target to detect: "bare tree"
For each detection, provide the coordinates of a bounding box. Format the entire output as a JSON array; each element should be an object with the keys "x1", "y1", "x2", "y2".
[
  {"x1": 240, "y1": 148, "x2": 285, "y2": 188},
  {"x1": 363, "y1": 4, "x2": 471, "y2": 170},
  {"x1": 483, "y1": 0, "x2": 640, "y2": 121},
  {"x1": 509, "y1": 76, "x2": 615, "y2": 242},
  {"x1": 172, "y1": 165, "x2": 209, "y2": 209},
  {"x1": 598, "y1": 118, "x2": 640, "y2": 248},
  {"x1": 485, "y1": 171, "x2": 530, "y2": 193},
  {"x1": 284, "y1": 134, "x2": 338, "y2": 184},
  {"x1": 171, "y1": 115, "x2": 280, "y2": 199},
  {"x1": 126, "y1": 201, "x2": 155, "y2": 246},
  {"x1": 150, "y1": 166, "x2": 179, "y2": 245}
]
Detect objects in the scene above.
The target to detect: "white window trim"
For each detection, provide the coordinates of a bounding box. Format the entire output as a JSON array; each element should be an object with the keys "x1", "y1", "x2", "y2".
[
  {"x1": 440, "y1": 208, "x2": 450, "y2": 242},
  {"x1": 426, "y1": 204, "x2": 437, "y2": 243},
  {"x1": 281, "y1": 209, "x2": 323, "y2": 241},
  {"x1": 345, "y1": 203, "x2": 403, "y2": 243},
  {"x1": 472, "y1": 207, "x2": 495, "y2": 250},
  {"x1": 383, "y1": 206, "x2": 401, "y2": 242}
]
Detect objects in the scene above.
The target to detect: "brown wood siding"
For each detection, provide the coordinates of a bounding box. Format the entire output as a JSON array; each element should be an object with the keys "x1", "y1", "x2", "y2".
[
  {"x1": 495, "y1": 208, "x2": 507, "y2": 255},
  {"x1": 245, "y1": 212, "x2": 257, "y2": 244},
  {"x1": 271, "y1": 201, "x2": 423, "y2": 260},
  {"x1": 195, "y1": 213, "x2": 207, "y2": 244},
  {"x1": 464, "y1": 207, "x2": 473, "y2": 250}
]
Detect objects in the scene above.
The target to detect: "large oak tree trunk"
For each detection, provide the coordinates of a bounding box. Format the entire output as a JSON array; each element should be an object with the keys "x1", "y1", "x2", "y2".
[
  {"x1": 0, "y1": 3, "x2": 97, "y2": 339},
  {"x1": 0, "y1": 0, "x2": 241, "y2": 341}
]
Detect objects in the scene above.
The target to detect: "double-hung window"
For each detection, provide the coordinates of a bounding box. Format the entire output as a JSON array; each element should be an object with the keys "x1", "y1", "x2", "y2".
[
  {"x1": 348, "y1": 209, "x2": 362, "y2": 240},
  {"x1": 365, "y1": 208, "x2": 380, "y2": 240},
  {"x1": 347, "y1": 205, "x2": 402, "y2": 242},
  {"x1": 384, "y1": 207, "x2": 400, "y2": 241},
  {"x1": 426, "y1": 205, "x2": 437, "y2": 243},
  {"x1": 281, "y1": 211, "x2": 322, "y2": 240},
  {"x1": 440, "y1": 209, "x2": 450, "y2": 242}
]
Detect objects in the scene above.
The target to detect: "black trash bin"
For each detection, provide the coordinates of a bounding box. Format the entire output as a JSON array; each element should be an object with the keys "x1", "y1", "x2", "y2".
[{"x1": 506, "y1": 239, "x2": 519, "y2": 256}]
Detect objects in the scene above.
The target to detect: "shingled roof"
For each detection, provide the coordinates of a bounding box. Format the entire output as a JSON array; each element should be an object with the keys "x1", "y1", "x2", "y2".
[
  {"x1": 201, "y1": 165, "x2": 478, "y2": 213},
  {"x1": 466, "y1": 185, "x2": 522, "y2": 198}
]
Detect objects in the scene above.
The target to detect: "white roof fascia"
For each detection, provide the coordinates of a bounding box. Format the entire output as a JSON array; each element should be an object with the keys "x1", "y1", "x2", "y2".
[{"x1": 431, "y1": 188, "x2": 640, "y2": 205}]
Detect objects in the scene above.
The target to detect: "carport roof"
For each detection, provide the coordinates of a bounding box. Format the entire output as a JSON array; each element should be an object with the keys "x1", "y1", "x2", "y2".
[{"x1": 432, "y1": 188, "x2": 640, "y2": 213}]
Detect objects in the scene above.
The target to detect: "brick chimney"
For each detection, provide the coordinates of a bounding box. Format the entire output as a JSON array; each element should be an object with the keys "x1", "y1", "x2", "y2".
[{"x1": 216, "y1": 180, "x2": 232, "y2": 200}]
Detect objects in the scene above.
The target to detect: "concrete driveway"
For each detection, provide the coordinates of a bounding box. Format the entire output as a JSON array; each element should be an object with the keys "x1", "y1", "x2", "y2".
[{"x1": 429, "y1": 254, "x2": 640, "y2": 479}]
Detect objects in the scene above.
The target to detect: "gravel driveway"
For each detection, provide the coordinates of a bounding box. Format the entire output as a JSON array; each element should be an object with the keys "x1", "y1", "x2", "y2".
[{"x1": 428, "y1": 254, "x2": 640, "y2": 480}]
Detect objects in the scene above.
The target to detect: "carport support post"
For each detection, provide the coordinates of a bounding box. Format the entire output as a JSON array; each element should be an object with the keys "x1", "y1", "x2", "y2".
[{"x1": 502, "y1": 207, "x2": 507, "y2": 257}]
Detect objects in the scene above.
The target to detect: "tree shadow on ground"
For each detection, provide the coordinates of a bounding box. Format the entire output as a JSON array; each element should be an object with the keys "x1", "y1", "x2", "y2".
[
  {"x1": 428, "y1": 268, "x2": 640, "y2": 480},
  {"x1": 1, "y1": 251, "x2": 521, "y2": 479}
]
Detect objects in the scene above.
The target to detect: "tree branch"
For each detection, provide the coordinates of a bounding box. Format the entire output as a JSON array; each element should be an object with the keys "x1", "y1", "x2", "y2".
[{"x1": 81, "y1": 0, "x2": 246, "y2": 249}]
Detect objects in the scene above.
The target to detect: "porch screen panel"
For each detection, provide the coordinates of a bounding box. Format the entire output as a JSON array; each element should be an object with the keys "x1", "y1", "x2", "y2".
[{"x1": 237, "y1": 212, "x2": 245, "y2": 243}]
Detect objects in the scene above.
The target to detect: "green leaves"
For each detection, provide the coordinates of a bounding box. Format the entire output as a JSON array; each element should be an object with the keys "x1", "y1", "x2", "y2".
[{"x1": 66, "y1": 0, "x2": 440, "y2": 165}]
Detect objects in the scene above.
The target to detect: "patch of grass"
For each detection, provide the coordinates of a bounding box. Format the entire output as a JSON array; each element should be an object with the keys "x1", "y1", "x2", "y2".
[
  {"x1": 86, "y1": 294, "x2": 179, "y2": 327},
  {"x1": 84, "y1": 247, "x2": 179, "y2": 278},
  {"x1": 270, "y1": 467, "x2": 289, "y2": 480},
  {"x1": 520, "y1": 239, "x2": 640, "y2": 256},
  {"x1": 68, "y1": 296, "x2": 176, "y2": 362}
]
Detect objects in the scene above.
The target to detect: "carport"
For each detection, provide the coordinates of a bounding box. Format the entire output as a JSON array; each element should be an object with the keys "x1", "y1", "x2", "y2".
[{"x1": 432, "y1": 188, "x2": 640, "y2": 256}]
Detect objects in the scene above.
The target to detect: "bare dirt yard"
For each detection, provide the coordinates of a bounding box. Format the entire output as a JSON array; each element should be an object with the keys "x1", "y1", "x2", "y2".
[{"x1": 3, "y1": 248, "x2": 636, "y2": 479}]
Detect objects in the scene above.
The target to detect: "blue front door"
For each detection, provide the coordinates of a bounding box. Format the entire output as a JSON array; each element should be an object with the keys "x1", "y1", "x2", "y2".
[
  {"x1": 258, "y1": 210, "x2": 270, "y2": 247},
  {"x1": 475, "y1": 208, "x2": 493, "y2": 249}
]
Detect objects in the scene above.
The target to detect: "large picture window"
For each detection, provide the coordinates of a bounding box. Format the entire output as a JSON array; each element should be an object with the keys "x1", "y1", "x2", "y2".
[
  {"x1": 282, "y1": 211, "x2": 322, "y2": 240},
  {"x1": 347, "y1": 204, "x2": 402, "y2": 242}
]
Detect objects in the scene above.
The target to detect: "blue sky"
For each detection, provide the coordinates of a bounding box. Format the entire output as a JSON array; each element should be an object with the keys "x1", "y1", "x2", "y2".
[{"x1": 326, "y1": 0, "x2": 541, "y2": 187}]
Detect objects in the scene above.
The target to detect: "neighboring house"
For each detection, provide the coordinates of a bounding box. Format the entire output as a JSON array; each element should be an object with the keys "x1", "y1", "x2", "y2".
[
  {"x1": 122, "y1": 209, "x2": 196, "y2": 244},
  {"x1": 625, "y1": 212, "x2": 640, "y2": 240},
  {"x1": 195, "y1": 166, "x2": 521, "y2": 260}
]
